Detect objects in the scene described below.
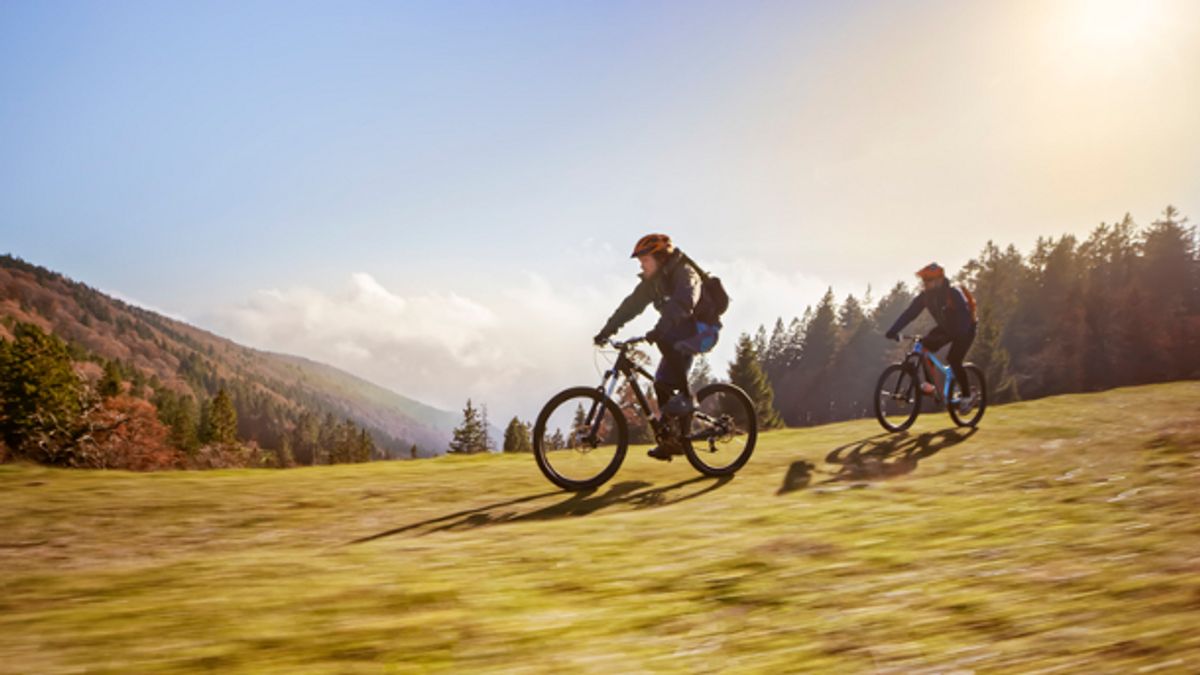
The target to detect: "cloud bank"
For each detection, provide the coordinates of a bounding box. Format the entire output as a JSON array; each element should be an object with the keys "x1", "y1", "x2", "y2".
[{"x1": 208, "y1": 259, "x2": 832, "y2": 426}]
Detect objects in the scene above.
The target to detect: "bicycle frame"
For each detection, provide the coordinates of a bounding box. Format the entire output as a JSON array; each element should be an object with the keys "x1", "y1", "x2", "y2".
[
  {"x1": 584, "y1": 339, "x2": 726, "y2": 445},
  {"x1": 592, "y1": 344, "x2": 657, "y2": 432},
  {"x1": 906, "y1": 339, "x2": 963, "y2": 404}
]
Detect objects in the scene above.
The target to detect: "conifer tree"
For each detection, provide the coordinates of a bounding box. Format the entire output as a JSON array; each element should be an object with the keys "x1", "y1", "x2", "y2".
[
  {"x1": 689, "y1": 354, "x2": 716, "y2": 392},
  {"x1": 728, "y1": 333, "x2": 785, "y2": 429},
  {"x1": 448, "y1": 398, "x2": 486, "y2": 454},
  {"x1": 205, "y1": 388, "x2": 238, "y2": 445},
  {"x1": 503, "y1": 416, "x2": 532, "y2": 453},
  {"x1": 98, "y1": 360, "x2": 123, "y2": 398},
  {"x1": 0, "y1": 323, "x2": 84, "y2": 459}
]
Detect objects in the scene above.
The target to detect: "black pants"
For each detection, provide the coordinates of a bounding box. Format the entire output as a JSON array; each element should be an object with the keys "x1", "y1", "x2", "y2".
[
  {"x1": 923, "y1": 326, "x2": 975, "y2": 392},
  {"x1": 653, "y1": 341, "x2": 694, "y2": 408}
]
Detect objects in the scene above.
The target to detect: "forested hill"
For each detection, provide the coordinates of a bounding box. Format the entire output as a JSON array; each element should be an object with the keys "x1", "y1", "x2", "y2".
[
  {"x1": 0, "y1": 254, "x2": 458, "y2": 459},
  {"x1": 730, "y1": 206, "x2": 1200, "y2": 427}
]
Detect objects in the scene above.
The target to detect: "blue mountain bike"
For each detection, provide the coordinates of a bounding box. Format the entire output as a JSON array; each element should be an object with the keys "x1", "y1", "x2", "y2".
[{"x1": 873, "y1": 334, "x2": 987, "y2": 432}]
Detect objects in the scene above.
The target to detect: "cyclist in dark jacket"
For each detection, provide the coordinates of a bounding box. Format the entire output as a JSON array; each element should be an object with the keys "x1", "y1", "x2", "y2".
[
  {"x1": 886, "y1": 262, "x2": 980, "y2": 412},
  {"x1": 594, "y1": 233, "x2": 701, "y2": 460}
]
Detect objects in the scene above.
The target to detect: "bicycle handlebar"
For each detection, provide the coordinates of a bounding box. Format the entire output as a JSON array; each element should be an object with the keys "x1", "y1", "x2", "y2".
[{"x1": 608, "y1": 336, "x2": 648, "y2": 349}]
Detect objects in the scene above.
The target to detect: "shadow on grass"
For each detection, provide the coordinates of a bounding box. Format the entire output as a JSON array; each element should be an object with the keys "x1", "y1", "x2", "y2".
[
  {"x1": 777, "y1": 427, "x2": 978, "y2": 495},
  {"x1": 350, "y1": 474, "x2": 734, "y2": 543}
]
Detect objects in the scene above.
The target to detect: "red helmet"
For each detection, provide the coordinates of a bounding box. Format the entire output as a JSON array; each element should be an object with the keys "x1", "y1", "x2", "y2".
[
  {"x1": 916, "y1": 262, "x2": 945, "y2": 280},
  {"x1": 631, "y1": 233, "x2": 674, "y2": 258}
]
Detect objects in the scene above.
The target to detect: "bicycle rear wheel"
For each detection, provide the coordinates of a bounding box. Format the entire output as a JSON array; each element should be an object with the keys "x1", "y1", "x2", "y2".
[
  {"x1": 948, "y1": 364, "x2": 987, "y2": 428},
  {"x1": 874, "y1": 363, "x2": 921, "y2": 432},
  {"x1": 533, "y1": 387, "x2": 628, "y2": 491},
  {"x1": 685, "y1": 383, "x2": 758, "y2": 476}
]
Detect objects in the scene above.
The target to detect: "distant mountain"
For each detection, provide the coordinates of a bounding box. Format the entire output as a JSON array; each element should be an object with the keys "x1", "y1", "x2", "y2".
[{"x1": 0, "y1": 255, "x2": 460, "y2": 457}]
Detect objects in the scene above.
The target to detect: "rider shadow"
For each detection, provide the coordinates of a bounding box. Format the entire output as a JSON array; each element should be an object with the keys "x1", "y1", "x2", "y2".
[
  {"x1": 777, "y1": 427, "x2": 978, "y2": 495},
  {"x1": 348, "y1": 474, "x2": 734, "y2": 544}
]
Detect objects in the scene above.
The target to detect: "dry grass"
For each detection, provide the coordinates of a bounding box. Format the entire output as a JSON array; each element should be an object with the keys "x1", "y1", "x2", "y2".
[{"x1": 2, "y1": 382, "x2": 1198, "y2": 673}]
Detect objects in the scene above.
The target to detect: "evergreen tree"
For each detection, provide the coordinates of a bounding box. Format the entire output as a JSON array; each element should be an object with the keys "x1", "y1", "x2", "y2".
[
  {"x1": 801, "y1": 289, "x2": 839, "y2": 372},
  {"x1": 314, "y1": 412, "x2": 338, "y2": 465},
  {"x1": 204, "y1": 388, "x2": 238, "y2": 445},
  {"x1": 689, "y1": 354, "x2": 716, "y2": 392},
  {"x1": 753, "y1": 325, "x2": 769, "y2": 361},
  {"x1": 502, "y1": 416, "x2": 532, "y2": 453},
  {"x1": 480, "y1": 403, "x2": 493, "y2": 452},
  {"x1": 971, "y1": 305, "x2": 1018, "y2": 401},
  {"x1": 569, "y1": 403, "x2": 587, "y2": 448},
  {"x1": 356, "y1": 428, "x2": 374, "y2": 463},
  {"x1": 0, "y1": 323, "x2": 85, "y2": 460},
  {"x1": 764, "y1": 317, "x2": 788, "y2": 378},
  {"x1": 98, "y1": 360, "x2": 123, "y2": 398},
  {"x1": 838, "y1": 294, "x2": 866, "y2": 331},
  {"x1": 293, "y1": 411, "x2": 320, "y2": 466},
  {"x1": 409, "y1": 443, "x2": 419, "y2": 459},
  {"x1": 155, "y1": 389, "x2": 200, "y2": 452},
  {"x1": 448, "y1": 398, "x2": 487, "y2": 454},
  {"x1": 727, "y1": 333, "x2": 785, "y2": 429},
  {"x1": 276, "y1": 435, "x2": 295, "y2": 468}
]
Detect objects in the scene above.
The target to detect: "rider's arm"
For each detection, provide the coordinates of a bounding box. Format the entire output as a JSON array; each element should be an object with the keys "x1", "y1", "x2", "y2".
[
  {"x1": 598, "y1": 280, "x2": 653, "y2": 339},
  {"x1": 886, "y1": 294, "x2": 926, "y2": 336},
  {"x1": 652, "y1": 264, "x2": 702, "y2": 336}
]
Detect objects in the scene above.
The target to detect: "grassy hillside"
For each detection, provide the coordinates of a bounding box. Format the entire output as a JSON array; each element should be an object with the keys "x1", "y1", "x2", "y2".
[
  {"x1": 0, "y1": 255, "x2": 457, "y2": 454},
  {"x1": 2, "y1": 382, "x2": 1198, "y2": 673}
]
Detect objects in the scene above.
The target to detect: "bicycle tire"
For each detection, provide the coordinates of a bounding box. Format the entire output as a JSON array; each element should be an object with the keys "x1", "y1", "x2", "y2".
[
  {"x1": 533, "y1": 387, "x2": 628, "y2": 491},
  {"x1": 684, "y1": 382, "x2": 758, "y2": 477},
  {"x1": 874, "y1": 363, "x2": 921, "y2": 432}
]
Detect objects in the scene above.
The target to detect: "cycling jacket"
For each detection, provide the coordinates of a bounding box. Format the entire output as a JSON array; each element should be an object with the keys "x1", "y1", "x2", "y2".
[
  {"x1": 599, "y1": 249, "x2": 702, "y2": 342},
  {"x1": 888, "y1": 284, "x2": 976, "y2": 339}
]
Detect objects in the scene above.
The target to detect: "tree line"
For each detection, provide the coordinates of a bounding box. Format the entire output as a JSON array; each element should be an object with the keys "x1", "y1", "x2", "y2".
[
  {"x1": 476, "y1": 206, "x2": 1197, "y2": 442},
  {"x1": 733, "y1": 206, "x2": 1198, "y2": 427}
]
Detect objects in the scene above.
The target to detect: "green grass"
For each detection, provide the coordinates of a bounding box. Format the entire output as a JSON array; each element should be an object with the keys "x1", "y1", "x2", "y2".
[{"x1": 2, "y1": 382, "x2": 1199, "y2": 673}]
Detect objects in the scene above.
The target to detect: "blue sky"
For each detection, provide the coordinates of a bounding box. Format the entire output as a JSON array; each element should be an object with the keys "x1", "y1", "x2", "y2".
[{"x1": 3, "y1": 0, "x2": 1198, "y2": 420}]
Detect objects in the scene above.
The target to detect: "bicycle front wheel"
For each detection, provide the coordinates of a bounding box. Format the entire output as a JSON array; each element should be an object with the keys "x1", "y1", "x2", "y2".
[
  {"x1": 685, "y1": 382, "x2": 758, "y2": 476},
  {"x1": 533, "y1": 387, "x2": 628, "y2": 491},
  {"x1": 874, "y1": 364, "x2": 921, "y2": 432}
]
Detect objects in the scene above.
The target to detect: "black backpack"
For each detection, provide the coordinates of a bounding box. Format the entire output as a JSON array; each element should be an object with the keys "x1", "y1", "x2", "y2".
[{"x1": 680, "y1": 252, "x2": 730, "y2": 325}]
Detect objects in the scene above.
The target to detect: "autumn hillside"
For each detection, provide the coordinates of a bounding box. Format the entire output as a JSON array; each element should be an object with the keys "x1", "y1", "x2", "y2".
[{"x1": 0, "y1": 255, "x2": 457, "y2": 458}]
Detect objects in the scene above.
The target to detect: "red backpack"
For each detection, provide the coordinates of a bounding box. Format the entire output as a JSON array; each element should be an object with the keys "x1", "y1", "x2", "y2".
[{"x1": 960, "y1": 286, "x2": 978, "y2": 324}]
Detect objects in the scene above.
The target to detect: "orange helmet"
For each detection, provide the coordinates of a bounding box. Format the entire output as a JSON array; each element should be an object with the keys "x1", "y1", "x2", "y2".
[
  {"x1": 631, "y1": 233, "x2": 673, "y2": 258},
  {"x1": 916, "y1": 262, "x2": 945, "y2": 280}
]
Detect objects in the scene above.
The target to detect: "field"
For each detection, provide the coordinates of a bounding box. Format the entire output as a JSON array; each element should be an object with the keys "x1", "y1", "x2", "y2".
[{"x1": 2, "y1": 382, "x2": 1199, "y2": 673}]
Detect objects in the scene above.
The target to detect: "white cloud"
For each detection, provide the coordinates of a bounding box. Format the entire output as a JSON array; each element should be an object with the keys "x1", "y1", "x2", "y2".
[{"x1": 207, "y1": 259, "x2": 834, "y2": 426}]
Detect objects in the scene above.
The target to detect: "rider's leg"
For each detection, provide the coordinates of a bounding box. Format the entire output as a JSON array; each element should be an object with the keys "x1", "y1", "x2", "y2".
[
  {"x1": 649, "y1": 340, "x2": 695, "y2": 460},
  {"x1": 947, "y1": 329, "x2": 976, "y2": 395},
  {"x1": 921, "y1": 328, "x2": 951, "y2": 394},
  {"x1": 653, "y1": 341, "x2": 694, "y2": 409}
]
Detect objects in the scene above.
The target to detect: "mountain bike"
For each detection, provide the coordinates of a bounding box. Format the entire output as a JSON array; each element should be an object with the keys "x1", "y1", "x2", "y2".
[
  {"x1": 533, "y1": 336, "x2": 758, "y2": 491},
  {"x1": 873, "y1": 334, "x2": 987, "y2": 432}
]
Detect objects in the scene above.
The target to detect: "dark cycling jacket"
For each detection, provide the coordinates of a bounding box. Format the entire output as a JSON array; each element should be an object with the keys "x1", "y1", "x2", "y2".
[
  {"x1": 888, "y1": 285, "x2": 976, "y2": 339},
  {"x1": 599, "y1": 249, "x2": 702, "y2": 341}
]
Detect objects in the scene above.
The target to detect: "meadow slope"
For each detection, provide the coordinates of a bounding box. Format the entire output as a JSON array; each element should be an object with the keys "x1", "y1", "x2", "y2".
[{"x1": 2, "y1": 382, "x2": 1199, "y2": 673}]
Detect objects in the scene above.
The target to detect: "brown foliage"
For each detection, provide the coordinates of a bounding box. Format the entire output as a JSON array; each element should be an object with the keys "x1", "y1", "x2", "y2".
[{"x1": 77, "y1": 396, "x2": 184, "y2": 470}]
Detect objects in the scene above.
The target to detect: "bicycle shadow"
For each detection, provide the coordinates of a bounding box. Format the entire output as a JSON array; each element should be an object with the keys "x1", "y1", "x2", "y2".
[
  {"x1": 777, "y1": 427, "x2": 978, "y2": 495},
  {"x1": 349, "y1": 474, "x2": 734, "y2": 544}
]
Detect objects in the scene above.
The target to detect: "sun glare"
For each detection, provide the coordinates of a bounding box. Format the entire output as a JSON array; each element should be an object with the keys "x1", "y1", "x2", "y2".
[{"x1": 1071, "y1": 0, "x2": 1161, "y2": 47}]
